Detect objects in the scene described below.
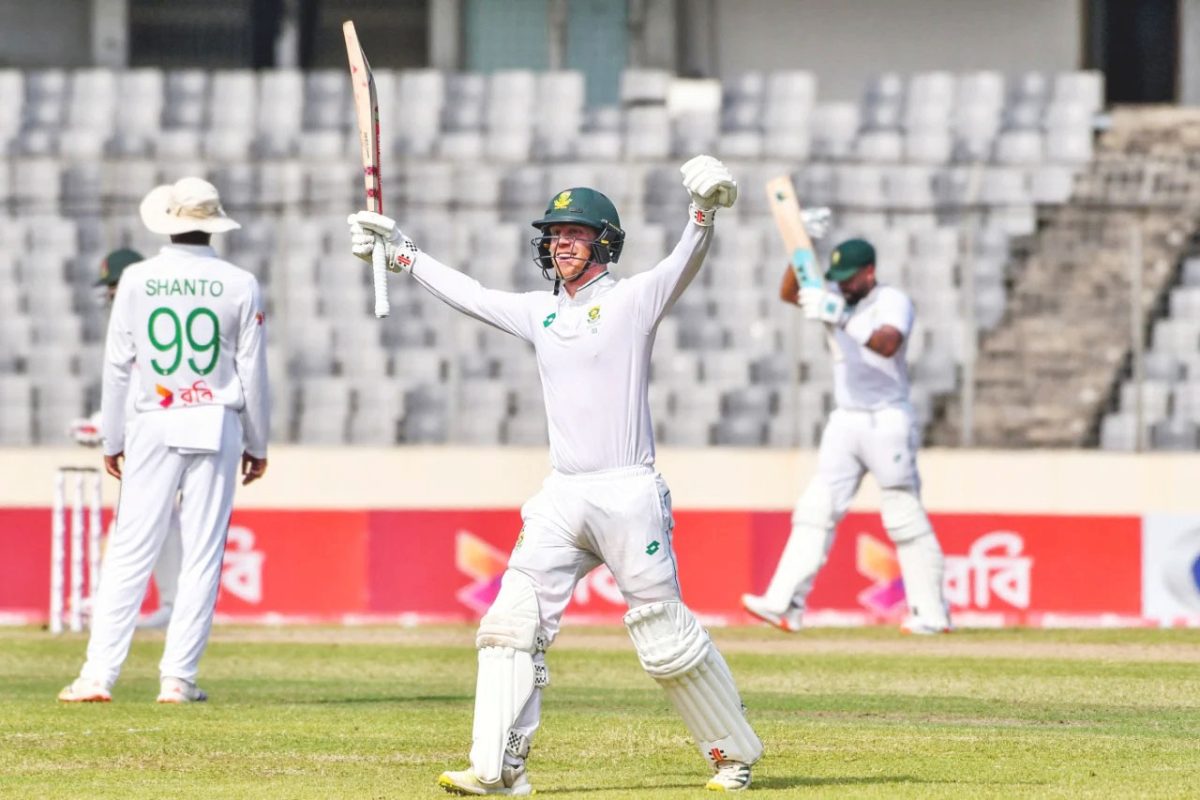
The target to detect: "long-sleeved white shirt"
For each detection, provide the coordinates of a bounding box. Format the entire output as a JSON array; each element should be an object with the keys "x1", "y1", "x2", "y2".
[
  {"x1": 829, "y1": 283, "x2": 914, "y2": 411},
  {"x1": 410, "y1": 221, "x2": 712, "y2": 474},
  {"x1": 101, "y1": 243, "x2": 270, "y2": 458}
]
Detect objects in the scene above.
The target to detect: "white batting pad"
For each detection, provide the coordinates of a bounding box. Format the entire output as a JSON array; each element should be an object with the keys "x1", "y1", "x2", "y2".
[
  {"x1": 896, "y1": 533, "x2": 950, "y2": 630},
  {"x1": 880, "y1": 487, "x2": 933, "y2": 544},
  {"x1": 470, "y1": 571, "x2": 542, "y2": 785},
  {"x1": 761, "y1": 480, "x2": 838, "y2": 611},
  {"x1": 624, "y1": 602, "x2": 763, "y2": 767}
]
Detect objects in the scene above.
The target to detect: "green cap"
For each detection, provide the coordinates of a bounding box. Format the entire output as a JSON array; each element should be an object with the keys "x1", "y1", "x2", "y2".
[
  {"x1": 94, "y1": 248, "x2": 143, "y2": 287},
  {"x1": 825, "y1": 238, "x2": 875, "y2": 282}
]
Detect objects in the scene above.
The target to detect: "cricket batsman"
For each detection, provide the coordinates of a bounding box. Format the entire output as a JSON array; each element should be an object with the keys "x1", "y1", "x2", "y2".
[
  {"x1": 742, "y1": 238, "x2": 952, "y2": 635},
  {"x1": 348, "y1": 155, "x2": 763, "y2": 793}
]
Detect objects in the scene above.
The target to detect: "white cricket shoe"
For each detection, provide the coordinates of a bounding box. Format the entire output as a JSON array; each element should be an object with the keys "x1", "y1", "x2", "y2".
[
  {"x1": 57, "y1": 677, "x2": 112, "y2": 703},
  {"x1": 900, "y1": 616, "x2": 952, "y2": 635},
  {"x1": 156, "y1": 676, "x2": 208, "y2": 704},
  {"x1": 705, "y1": 761, "x2": 752, "y2": 791},
  {"x1": 741, "y1": 593, "x2": 802, "y2": 633},
  {"x1": 136, "y1": 604, "x2": 174, "y2": 630},
  {"x1": 437, "y1": 766, "x2": 533, "y2": 796}
]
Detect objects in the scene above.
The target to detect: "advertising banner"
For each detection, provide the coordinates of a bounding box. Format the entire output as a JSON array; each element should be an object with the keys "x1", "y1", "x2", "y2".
[
  {"x1": 0, "y1": 506, "x2": 1154, "y2": 626},
  {"x1": 793, "y1": 512, "x2": 1143, "y2": 626}
]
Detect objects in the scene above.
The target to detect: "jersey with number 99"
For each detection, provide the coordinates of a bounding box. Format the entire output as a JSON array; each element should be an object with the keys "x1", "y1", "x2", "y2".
[{"x1": 100, "y1": 244, "x2": 269, "y2": 458}]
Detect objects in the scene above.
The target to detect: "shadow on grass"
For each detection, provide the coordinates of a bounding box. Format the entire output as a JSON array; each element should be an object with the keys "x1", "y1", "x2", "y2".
[
  {"x1": 539, "y1": 774, "x2": 1046, "y2": 793},
  {"x1": 289, "y1": 694, "x2": 471, "y2": 705}
]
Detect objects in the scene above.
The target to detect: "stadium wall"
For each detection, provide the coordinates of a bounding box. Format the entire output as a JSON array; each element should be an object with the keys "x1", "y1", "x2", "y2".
[
  {"x1": 3, "y1": 448, "x2": 1200, "y2": 629},
  {"x1": 0, "y1": 447, "x2": 1196, "y2": 512},
  {"x1": 712, "y1": 0, "x2": 1082, "y2": 101}
]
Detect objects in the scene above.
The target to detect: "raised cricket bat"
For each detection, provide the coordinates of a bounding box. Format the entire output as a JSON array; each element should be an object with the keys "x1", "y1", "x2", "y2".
[
  {"x1": 765, "y1": 175, "x2": 823, "y2": 289},
  {"x1": 343, "y1": 20, "x2": 389, "y2": 318}
]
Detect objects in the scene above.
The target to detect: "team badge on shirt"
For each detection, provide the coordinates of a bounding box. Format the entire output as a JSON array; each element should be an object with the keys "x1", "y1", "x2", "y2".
[{"x1": 543, "y1": 312, "x2": 556, "y2": 328}]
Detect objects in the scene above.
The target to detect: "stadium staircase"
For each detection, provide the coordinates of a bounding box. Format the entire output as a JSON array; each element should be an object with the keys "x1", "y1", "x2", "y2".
[{"x1": 929, "y1": 108, "x2": 1200, "y2": 447}]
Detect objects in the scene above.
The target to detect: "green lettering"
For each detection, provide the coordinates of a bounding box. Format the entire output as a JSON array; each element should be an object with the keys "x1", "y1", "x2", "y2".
[{"x1": 211, "y1": 281, "x2": 224, "y2": 297}]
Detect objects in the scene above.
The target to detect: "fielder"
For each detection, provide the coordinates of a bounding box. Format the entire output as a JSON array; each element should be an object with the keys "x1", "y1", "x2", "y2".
[
  {"x1": 742, "y1": 238, "x2": 952, "y2": 635},
  {"x1": 59, "y1": 177, "x2": 269, "y2": 704},
  {"x1": 69, "y1": 248, "x2": 182, "y2": 630},
  {"x1": 348, "y1": 155, "x2": 763, "y2": 794}
]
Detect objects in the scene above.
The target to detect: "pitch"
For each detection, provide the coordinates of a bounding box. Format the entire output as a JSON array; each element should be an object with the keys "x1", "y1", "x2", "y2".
[{"x1": 3, "y1": 625, "x2": 1198, "y2": 798}]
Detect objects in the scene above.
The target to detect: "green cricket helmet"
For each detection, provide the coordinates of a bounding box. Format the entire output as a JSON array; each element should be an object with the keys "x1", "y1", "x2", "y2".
[
  {"x1": 94, "y1": 248, "x2": 144, "y2": 287},
  {"x1": 530, "y1": 187, "x2": 625, "y2": 284}
]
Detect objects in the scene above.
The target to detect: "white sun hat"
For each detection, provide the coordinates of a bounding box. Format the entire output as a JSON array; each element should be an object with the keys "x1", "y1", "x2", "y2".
[{"x1": 139, "y1": 177, "x2": 241, "y2": 235}]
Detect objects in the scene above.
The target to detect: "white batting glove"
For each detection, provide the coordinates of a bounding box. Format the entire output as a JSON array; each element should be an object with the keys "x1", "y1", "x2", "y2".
[
  {"x1": 800, "y1": 207, "x2": 832, "y2": 240},
  {"x1": 799, "y1": 287, "x2": 849, "y2": 325},
  {"x1": 347, "y1": 210, "x2": 419, "y2": 273},
  {"x1": 680, "y1": 155, "x2": 737, "y2": 226}
]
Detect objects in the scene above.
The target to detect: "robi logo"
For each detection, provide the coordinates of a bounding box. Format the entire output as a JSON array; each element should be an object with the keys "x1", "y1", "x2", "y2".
[
  {"x1": 221, "y1": 526, "x2": 265, "y2": 604},
  {"x1": 855, "y1": 534, "x2": 904, "y2": 616},
  {"x1": 1163, "y1": 528, "x2": 1200, "y2": 611}
]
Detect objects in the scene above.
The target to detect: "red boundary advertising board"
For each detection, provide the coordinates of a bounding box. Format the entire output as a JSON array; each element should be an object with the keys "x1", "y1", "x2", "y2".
[{"x1": 0, "y1": 507, "x2": 1143, "y2": 626}]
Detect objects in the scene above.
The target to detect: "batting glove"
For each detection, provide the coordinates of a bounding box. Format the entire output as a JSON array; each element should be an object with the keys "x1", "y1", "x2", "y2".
[
  {"x1": 799, "y1": 287, "x2": 849, "y2": 326},
  {"x1": 348, "y1": 210, "x2": 419, "y2": 273},
  {"x1": 680, "y1": 155, "x2": 737, "y2": 226},
  {"x1": 800, "y1": 207, "x2": 832, "y2": 240}
]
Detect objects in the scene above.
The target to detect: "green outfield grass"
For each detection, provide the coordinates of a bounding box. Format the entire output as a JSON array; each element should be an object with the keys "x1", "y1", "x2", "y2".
[{"x1": 2, "y1": 625, "x2": 1199, "y2": 798}]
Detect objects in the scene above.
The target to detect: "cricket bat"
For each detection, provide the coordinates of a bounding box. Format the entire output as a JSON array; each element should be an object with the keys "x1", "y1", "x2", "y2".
[
  {"x1": 765, "y1": 175, "x2": 823, "y2": 289},
  {"x1": 343, "y1": 20, "x2": 389, "y2": 318}
]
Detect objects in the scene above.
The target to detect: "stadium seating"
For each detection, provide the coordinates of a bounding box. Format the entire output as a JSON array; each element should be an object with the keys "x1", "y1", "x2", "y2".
[{"x1": 0, "y1": 66, "x2": 1107, "y2": 446}]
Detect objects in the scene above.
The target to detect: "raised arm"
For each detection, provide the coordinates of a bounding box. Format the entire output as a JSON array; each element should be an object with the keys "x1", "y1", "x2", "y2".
[
  {"x1": 630, "y1": 221, "x2": 712, "y2": 329},
  {"x1": 779, "y1": 263, "x2": 800, "y2": 305},
  {"x1": 348, "y1": 212, "x2": 535, "y2": 341},
  {"x1": 631, "y1": 155, "x2": 737, "y2": 330}
]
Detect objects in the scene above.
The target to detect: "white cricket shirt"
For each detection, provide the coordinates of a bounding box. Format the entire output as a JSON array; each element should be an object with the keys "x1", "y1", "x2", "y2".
[
  {"x1": 410, "y1": 221, "x2": 711, "y2": 474},
  {"x1": 101, "y1": 244, "x2": 270, "y2": 457},
  {"x1": 829, "y1": 284, "x2": 915, "y2": 411}
]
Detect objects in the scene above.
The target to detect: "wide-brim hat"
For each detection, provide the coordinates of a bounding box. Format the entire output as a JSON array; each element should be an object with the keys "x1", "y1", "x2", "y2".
[{"x1": 139, "y1": 177, "x2": 241, "y2": 235}]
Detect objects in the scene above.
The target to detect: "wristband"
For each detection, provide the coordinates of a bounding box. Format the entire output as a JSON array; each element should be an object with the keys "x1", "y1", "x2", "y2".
[{"x1": 689, "y1": 203, "x2": 716, "y2": 227}]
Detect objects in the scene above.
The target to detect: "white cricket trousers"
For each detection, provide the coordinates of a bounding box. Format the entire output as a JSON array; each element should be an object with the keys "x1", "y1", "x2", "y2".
[
  {"x1": 501, "y1": 465, "x2": 682, "y2": 753},
  {"x1": 511, "y1": 465, "x2": 682, "y2": 643},
  {"x1": 81, "y1": 409, "x2": 242, "y2": 688},
  {"x1": 762, "y1": 404, "x2": 926, "y2": 613}
]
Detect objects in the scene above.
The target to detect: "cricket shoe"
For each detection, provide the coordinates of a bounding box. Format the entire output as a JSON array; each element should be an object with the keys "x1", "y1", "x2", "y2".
[
  {"x1": 57, "y1": 677, "x2": 111, "y2": 703},
  {"x1": 741, "y1": 593, "x2": 802, "y2": 632},
  {"x1": 705, "y1": 761, "x2": 752, "y2": 792},
  {"x1": 437, "y1": 766, "x2": 533, "y2": 796},
  {"x1": 900, "y1": 616, "x2": 952, "y2": 636},
  {"x1": 156, "y1": 677, "x2": 208, "y2": 704}
]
